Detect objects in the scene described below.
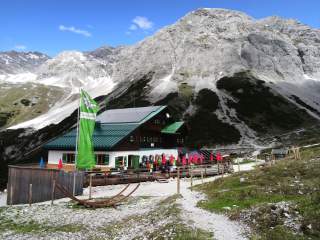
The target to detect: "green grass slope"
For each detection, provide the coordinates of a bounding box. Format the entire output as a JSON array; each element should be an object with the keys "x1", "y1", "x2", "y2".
[
  {"x1": 196, "y1": 147, "x2": 320, "y2": 240},
  {"x1": 0, "y1": 82, "x2": 64, "y2": 129}
]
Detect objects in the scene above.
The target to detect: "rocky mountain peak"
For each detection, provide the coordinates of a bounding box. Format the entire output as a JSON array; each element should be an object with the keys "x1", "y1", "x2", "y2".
[
  {"x1": 1, "y1": 8, "x2": 320, "y2": 147},
  {"x1": 0, "y1": 50, "x2": 49, "y2": 74}
]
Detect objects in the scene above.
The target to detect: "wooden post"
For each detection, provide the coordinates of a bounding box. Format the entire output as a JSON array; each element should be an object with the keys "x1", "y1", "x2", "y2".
[
  {"x1": 201, "y1": 169, "x2": 204, "y2": 184},
  {"x1": 204, "y1": 166, "x2": 207, "y2": 177},
  {"x1": 177, "y1": 167, "x2": 180, "y2": 194},
  {"x1": 51, "y1": 180, "x2": 56, "y2": 205},
  {"x1": 190, "y1": 166, "x2": 193, "y2": 191},
  {"x1": 10, "y1": 184, "x2": 13, "y2": 206},
  {"x1": 28, "y1": 184, "x2": 32, "y2": 206},
  {"x1": 73, "y1": 171, "x2": 76, "y2": 196},
  {"x1": 89, "y1": 174, "x2": 93, "y2": 200}
]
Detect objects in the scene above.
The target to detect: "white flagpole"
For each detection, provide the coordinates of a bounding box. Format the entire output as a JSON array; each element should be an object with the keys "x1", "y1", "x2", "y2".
[{"x1": 73, "y1": 87, "x2": 81, "y2": 196}]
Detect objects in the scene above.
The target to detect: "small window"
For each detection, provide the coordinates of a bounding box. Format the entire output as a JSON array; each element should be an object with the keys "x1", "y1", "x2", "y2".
[
  {"x1": 115, "y1": 156, "x2": 126, "y2": 168},
  {"x1": 130, "y1": 135, "x2": 135, "y2": 142},
  {"x1": 96, "y1": 154, "x2": 107, "y2": 165},
  {"x1": 62, "y1": 153, "x2": 75, "y2": 164}
]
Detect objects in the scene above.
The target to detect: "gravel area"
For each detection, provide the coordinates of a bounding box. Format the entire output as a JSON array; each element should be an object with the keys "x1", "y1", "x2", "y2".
[{"x1": 0, "y1": 163, "x2": 257, "y2": 239}]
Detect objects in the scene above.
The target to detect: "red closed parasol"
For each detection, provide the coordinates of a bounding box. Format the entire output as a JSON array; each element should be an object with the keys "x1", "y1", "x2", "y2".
[
  {"x1": 217, "y1": 152, "x2": 222, "y2": 161},
  {"x1": 58, "y1": 159, "x2": 63, "y2": 170},
  {"x1": 210, "y1": 152, "x2": 214, "y2": 161},
  {"x1": 162, "y1": 154, "x2": 166, "y2": 165},
  {"x1": 182, "y1": 156, "x2": 186, "y2": 165},
  {"x1": 169, "y1": 155, "x2": 175, "y2": 165}
]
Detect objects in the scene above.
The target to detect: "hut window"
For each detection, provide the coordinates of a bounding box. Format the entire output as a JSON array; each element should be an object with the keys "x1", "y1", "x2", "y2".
[
  {"x1": 154, "y1": 119, "x2": 161, "y2": 124},
  {"x1": 130, "y1": 135, "x2": 135, "y2": 142},
  {"x1": 115, "y1": 156, "x2": 126, "y2": 168},
  {"x1": 96, "y1": 154, "x2": 107, "y2": 165},
  {"x1": 62, "y1": 153, "x2": 75, "y2": 163}
]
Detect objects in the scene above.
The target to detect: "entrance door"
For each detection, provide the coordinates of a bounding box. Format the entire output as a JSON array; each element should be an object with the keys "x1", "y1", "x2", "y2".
[{"x1": 128, "y1": 155, "x2": 140, "y2": 169}]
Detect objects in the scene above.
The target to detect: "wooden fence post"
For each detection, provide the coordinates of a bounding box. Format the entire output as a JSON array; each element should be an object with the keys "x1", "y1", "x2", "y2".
[
  {"x1": 29, "y1": 184, "x2": 32, "y2": 206},
  {"x1": 190, "y1": 166, "x2": 193, "y2": 191},
  {"x1": 89, "y1": 174, "x2": 93, "y2": 200},
  {"x1": 73, "y1": 171, "x2": 76, "y2": 196},
  {"x1": 51, "y1": 180, "x2": 56, "y2": 205},
  {"x1": 177, "y1": 167, "x2": 180, "y2": 195},
  {"x1": 10, "y1": 184, "x2": 13, "y2": 205},
  {"x1": 237, "y1": 158, "x2": 240, "y2": 172}
]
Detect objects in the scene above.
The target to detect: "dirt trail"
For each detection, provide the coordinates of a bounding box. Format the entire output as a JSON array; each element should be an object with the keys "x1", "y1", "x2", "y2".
[{"x1": 178, "y1": 176, "x2": 249, "y2": 240}]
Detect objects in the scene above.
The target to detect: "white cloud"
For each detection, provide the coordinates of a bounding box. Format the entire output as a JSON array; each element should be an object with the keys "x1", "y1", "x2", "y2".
[
  {"x1": 15, "y1": 45, "x2": 27, "y2": 50},
  {"x1": 59, "y1": 25, "x2": 92, "y2": 37},
  {"x1": 132, "y1": 16, "x2": 153, "y2": 30}
]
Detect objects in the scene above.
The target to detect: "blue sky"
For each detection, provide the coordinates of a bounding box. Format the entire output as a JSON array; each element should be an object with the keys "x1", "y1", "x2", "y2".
[{"x1": 1, "y1": 0, "x2": 319, "y2": 56}]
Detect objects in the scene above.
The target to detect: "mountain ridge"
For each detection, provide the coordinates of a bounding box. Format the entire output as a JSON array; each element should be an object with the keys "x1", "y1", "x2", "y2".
[{"x1": 1, "y1": 7, "x2": 320, "y2": 144}]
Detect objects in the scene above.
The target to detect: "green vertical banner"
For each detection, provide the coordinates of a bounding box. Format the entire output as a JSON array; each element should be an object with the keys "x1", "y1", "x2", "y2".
[{"x1": 76, "y1": 89, "x2": 99, "y2": 170}]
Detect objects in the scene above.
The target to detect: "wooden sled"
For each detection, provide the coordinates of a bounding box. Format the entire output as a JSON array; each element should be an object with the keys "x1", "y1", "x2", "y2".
[{"x1": 55, "y1": 182, "x2": 140, "y2": 208}]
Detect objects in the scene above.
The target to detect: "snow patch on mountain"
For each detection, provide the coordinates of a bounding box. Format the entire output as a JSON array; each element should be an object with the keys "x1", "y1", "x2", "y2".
[{"x1": 0, "y1": 72, "x2": 37, "y2": 84}]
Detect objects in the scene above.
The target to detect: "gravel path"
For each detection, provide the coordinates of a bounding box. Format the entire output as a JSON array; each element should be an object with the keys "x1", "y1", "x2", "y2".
[
  {"x1": 84, "y1": 162, "x2": 256, "y2": 240},
  {"x1": 178, "y1": 176, "x2": 249, "y2": 240}
]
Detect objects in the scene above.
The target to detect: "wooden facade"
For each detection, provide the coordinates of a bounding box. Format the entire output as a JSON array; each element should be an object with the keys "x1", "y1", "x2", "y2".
[{"x1": 113, "y1": 109, "x2": 187, "y2": 151}]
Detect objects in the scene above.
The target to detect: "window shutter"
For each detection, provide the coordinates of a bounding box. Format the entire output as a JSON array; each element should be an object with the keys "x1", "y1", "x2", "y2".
[{"x1": 104, "y1": 154, "x2": 109, "y2": 165}]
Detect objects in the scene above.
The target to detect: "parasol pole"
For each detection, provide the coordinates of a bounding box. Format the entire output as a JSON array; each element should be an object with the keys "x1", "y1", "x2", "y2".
[{"x1": 73, "y1": 87, "x2": 81, "y2": 196}]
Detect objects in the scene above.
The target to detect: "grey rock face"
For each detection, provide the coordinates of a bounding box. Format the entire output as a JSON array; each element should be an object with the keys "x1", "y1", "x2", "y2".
[
  {"x1": 113, "y1": 8, "x2": 320, "y2": 86},
  {"x1": 0, "y1": 51, "x2": 49, "y2": 74}
]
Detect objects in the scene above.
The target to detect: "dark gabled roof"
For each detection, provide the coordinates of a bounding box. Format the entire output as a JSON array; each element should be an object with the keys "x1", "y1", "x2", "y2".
[
  {"x1": 44, "y1": 105, "x2": 167, "y2": 150},
  {"x1": 44, "y1": 123, "x2": 139, "y2": 150},
  {"x1": 97, "y1": 106, "x2": 167, "y2": 124}
]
